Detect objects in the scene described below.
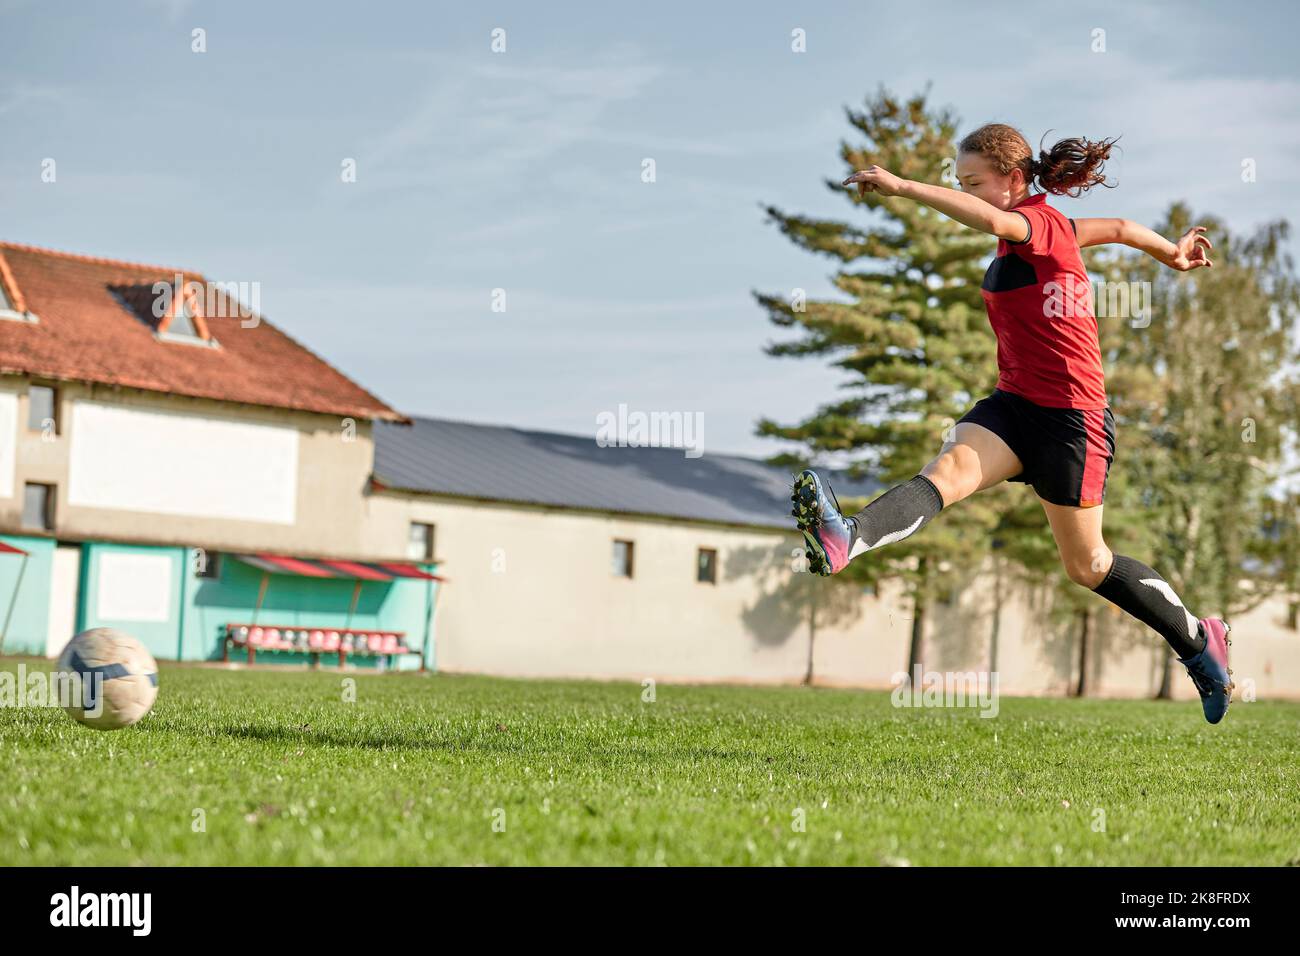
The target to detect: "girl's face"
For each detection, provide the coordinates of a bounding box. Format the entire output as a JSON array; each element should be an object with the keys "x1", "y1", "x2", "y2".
[{"x1": 955, "y1": 150, "x2": 1027, "y2": 209}]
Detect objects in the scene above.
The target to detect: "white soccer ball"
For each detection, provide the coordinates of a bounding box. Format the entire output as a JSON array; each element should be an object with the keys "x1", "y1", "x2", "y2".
[{"x1": 56, "y1": 628, "x2": 159, "y2": 730}]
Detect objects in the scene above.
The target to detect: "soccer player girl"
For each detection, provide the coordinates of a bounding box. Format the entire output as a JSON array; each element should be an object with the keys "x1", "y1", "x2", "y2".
[{"x1": 793, "y1": 123, "x2": 1232, "y2": 722}]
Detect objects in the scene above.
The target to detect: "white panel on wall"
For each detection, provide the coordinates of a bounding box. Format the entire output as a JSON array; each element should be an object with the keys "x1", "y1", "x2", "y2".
[
  {"x1": 46, "y1": 544, "x2": 82, "y2": 656},
  {"x1": 68, "y1": 401, "x2": 298, "y2": 524},
  {"x1": 0, "y1": 390, "x2": 16, "y2": 499},
  {"x1": 96, "y1": 551, "x2": 172, "y2": 622}
]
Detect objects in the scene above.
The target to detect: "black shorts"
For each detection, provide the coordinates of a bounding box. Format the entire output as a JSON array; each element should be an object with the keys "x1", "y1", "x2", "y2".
[{"x1": 956, "y1": 388, "x2": 1115, "y2": 508}]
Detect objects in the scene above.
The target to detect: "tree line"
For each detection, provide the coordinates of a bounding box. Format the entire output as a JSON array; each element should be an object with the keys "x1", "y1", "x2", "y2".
[{"x1": 757, "y1": 89, "x2": 1300, "y2": 697}]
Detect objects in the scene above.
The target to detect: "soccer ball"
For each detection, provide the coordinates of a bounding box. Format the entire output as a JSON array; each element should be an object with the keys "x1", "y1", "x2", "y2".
[{"x1": 56, "y1": 628, "x2": 159, "y2": 730}]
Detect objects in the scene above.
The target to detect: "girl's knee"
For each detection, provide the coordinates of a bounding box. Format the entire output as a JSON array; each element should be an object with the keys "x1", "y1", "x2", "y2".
[{"x1": 1065, "y1": 546, "x2": 1113, "y2": 588}]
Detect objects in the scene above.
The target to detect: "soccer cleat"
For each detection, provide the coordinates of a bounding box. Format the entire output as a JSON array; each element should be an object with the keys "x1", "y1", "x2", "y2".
[
  {"x1": 1180, "y1": 618, "x2": 1234, "y2": 724},
  {"x1": 791, "y1": 469, "x2": 857, "y2": 576}
]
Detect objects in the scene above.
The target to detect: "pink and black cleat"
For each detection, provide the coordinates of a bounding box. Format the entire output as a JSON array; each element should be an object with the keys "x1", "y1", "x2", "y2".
[
  {"x1": 1181, "y1": 618, "x2": 1234, "y2": 724},
  {"x1": 791, "y1": 469, "x2": 857, "y2": 576}
]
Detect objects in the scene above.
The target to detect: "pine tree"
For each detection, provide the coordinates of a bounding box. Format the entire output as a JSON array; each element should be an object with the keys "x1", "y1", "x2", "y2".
[{"x1": 756, "y1": 88, "x2": 1010, "y2": 676}]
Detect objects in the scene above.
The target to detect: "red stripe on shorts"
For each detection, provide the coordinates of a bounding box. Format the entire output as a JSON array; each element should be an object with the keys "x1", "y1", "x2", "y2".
[{"x1": 1079, "y1": 409, "x2": 1108, "y2": 507}]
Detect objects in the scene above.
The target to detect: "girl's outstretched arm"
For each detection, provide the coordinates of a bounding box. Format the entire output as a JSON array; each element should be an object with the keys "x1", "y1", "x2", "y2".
[
  {"x1": 844, "y1": 166, "x2": 1030, "y2": 241},
  {"x1": 1074, "y1": 219, "x2": 1214, "y2": 271},
  {"x1": 843, "y1": 165, "x2": 1215, "y2": 273}
]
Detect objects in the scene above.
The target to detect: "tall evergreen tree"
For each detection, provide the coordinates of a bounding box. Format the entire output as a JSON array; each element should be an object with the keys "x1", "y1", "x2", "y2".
[
  {"x1": 756, "y1": 88, "x2": 1011, "y2": 675},
  {"x1": 754, "y1": 91, "x2": 1300, "y2": 700}
]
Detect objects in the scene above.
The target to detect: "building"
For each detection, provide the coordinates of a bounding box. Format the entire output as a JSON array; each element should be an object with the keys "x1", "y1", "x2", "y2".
[
  {"x1": 363, "y1": 415, "x2": 1300, "y2": 702},
  {"x1": 0, "y1": 242, "x2": 441, "y2": 667},
  {"x1": 3, "y1": 240, "x2": 1298, "y2": 702},
  {"x1": 364, "y1": 415, "x2": 878, "y2": 681}
]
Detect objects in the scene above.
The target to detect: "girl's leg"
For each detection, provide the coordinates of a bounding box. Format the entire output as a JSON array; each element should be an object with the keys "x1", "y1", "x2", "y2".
[
  {"x1": 1039, "y1": 498, "x2": 1206, "y2": 659},
  {"x1": 920, "y1": 421, "x2": 1024, "y2": 506},
  {"x1": 849, "y1": 421, "x2": 1023, "y2": 554},
  {"x1": 793, "y1": 421, "x2": 1022, "y2": 575}
]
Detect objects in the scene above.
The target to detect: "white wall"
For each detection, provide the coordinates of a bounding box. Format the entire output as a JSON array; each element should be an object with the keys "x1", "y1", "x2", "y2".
[
  {"x1": 364, "y1": 491, "x2": 1300, "y2": 702},
  {"x1": 363, "y1": 492, "x2": 818, "y2": 682},
  {"x1": 1, "y1": 379, "x2": 383, "y2": 559},
  {"x1": 94, "y1": 550, "x2": 172, "y2": 622},
  {"x1": 67, "y1": 400, "x2": 298, "y2": 524},
  {"x1": 45, "y1": 544, "x2": 80, "y2": 657}
]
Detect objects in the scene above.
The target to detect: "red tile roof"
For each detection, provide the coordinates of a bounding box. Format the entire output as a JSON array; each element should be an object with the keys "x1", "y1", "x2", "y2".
[{"x1": 0, "y1": 241, "x2": 406, "y2": 422}]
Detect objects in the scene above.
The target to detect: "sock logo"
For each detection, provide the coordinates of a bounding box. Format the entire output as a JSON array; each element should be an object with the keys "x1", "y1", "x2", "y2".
[
  {"x1": 850, "y1": 515, "x2": 926, "y2": 558},
  {"x1": 1138, "y1": 578, "x2": 1199, "y2": 640}
]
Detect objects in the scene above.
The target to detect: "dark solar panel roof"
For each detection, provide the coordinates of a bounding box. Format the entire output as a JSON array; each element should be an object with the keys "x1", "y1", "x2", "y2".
[{"x1": 374, "y1": 417, "x2": 881, "y2": 531}]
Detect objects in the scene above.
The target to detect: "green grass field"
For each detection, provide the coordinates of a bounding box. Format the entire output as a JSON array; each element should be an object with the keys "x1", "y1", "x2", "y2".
[{"x1": 2, "y1": 658, "x2": 1297, "y2": 866}]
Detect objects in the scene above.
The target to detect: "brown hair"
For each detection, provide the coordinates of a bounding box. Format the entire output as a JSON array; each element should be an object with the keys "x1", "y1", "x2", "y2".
[{"x1": 958, "y1": 123, "x2": 1119, "y2": 197}]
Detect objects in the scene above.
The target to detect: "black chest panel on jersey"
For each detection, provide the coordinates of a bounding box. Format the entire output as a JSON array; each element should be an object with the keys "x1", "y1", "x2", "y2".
[{"x1": 982, "y1": 251, "x2": 1037, "y2": 293}]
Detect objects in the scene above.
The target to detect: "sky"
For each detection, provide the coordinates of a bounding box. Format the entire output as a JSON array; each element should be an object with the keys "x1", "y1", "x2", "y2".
[{"x1": 2, "y1": 0, "x2": 1298, "y2": 458}]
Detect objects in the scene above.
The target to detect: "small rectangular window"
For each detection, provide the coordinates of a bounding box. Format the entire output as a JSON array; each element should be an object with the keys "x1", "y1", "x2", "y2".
[
  {"x1": 22, "y1": 483, "x2": 54, "y2": 532},
  {"x1": 407, "y1": 522, "x2": 435, "y2": 561},
  {"x1": 612, "y1": 540, "x2": 634, "y2": 578},
  {"x1": 697, "y1": 548, "x2": 717, "y2": 584},
  {"x1": 27, "y1": 385, "x2": 56, "y2": 434}
]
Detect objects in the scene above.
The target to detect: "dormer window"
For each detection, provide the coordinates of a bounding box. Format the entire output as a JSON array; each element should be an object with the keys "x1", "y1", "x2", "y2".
[
  {"x1": 110, "y1": 279, "x2": 219, "y2": 348},
  {"x1": 0, "y1": 255, "x2": 37, "y2": 324},
  {"x1": 157, "y1": 285, "x2": 217, "y2": 347},
  {"x1": 166, "y1": 296, "x2": 200, "y2": 339}
]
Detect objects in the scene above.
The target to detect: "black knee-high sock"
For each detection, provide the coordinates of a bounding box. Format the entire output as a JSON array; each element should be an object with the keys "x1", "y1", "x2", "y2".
[
  {"x1": 1091, "y1": 554, "x2": 1206, "y2": 659},
  {"x1": 848, "y1": 474, "x2": 945, "y2": 559}
]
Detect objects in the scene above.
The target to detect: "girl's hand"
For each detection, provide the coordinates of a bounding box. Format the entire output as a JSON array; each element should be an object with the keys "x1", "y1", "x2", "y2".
[
  {"x1": 843, "y1": 165, "x2": 905, "y2": 197},
  {"x1": 1170, "y1": 226, "x2": 1213, "y2": 271}
]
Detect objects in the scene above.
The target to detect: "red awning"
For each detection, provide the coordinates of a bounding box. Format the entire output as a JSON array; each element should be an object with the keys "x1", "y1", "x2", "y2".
[
  {"x1": 0, "y1": 541, "x2": 27, "y2": 556},
  {"x1": 233, "y1": 553, "x2": 444, "y2": 581}
]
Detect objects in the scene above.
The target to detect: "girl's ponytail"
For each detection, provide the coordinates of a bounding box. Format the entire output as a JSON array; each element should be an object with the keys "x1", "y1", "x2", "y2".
[{"x1": 1032, "y1": 135, "x2": 1120, "y2": 197}]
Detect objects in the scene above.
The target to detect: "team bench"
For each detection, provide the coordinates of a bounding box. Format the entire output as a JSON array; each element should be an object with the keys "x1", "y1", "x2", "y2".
[{"x1": 222, "y1": 624, "x2": 423, "y2": 670}]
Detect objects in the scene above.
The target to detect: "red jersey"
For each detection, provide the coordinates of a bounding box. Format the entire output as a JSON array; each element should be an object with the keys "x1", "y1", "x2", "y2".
[{"x1": 979, "y1": 192, "x2": 1108, "y2": 409}]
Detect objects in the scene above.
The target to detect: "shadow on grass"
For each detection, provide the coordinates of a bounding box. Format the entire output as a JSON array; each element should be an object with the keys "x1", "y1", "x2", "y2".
[
  {"x1": 221, "y1": 722, "x2": 459, "y2": 751},
  {"x1": 218, "y1": 722, "x2": 769, "y2": 764}
]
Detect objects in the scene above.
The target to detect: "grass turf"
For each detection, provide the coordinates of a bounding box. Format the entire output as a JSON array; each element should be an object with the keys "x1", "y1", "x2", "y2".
[{"x1": 1, "y1": 658, "x2": 1297, "y2": 866}]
